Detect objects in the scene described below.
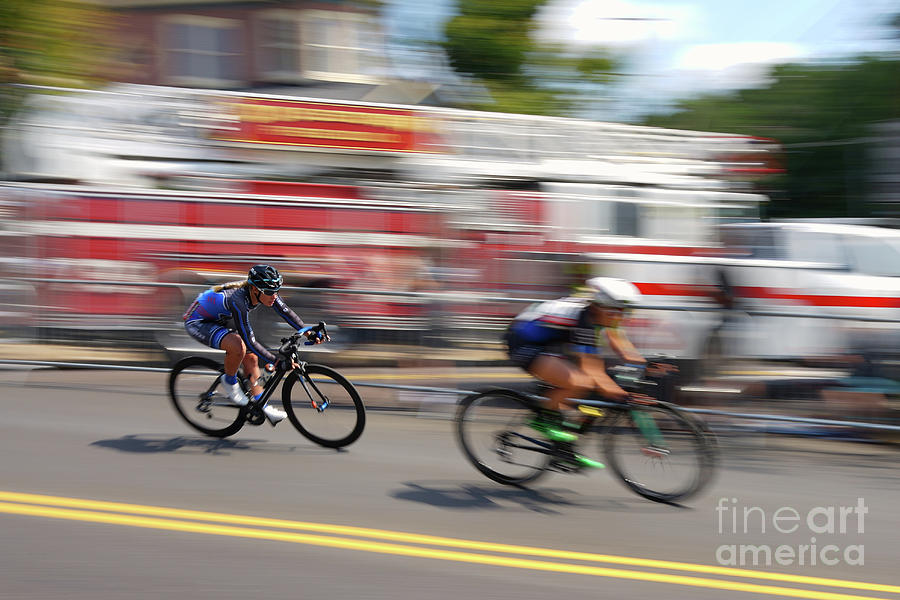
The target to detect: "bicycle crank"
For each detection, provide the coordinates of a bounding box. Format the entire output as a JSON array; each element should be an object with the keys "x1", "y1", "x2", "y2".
[{"x1": 245, "y1": 405, "x2": 266, "y2": 426}]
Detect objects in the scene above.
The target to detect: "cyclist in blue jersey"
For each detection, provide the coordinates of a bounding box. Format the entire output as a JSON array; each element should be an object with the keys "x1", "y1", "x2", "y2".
[
  {"x1": 506, "y1": 277, "x2": 648, "y2": 466},
  {"x1": 183, "y1": 264, "x2": 325, "y2": 424}
]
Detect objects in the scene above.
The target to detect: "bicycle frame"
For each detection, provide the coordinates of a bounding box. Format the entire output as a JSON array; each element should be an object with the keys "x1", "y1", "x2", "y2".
[
  {"x1": 244, "y1": 361, "x2": 291, "y2": 407},
  {"x1": 481, "y1": 382, "x2": 670, "y2": 462},
  {"x1": 239, "y1": 323, "x2": 328, "y2": 410},
  {"x1": 481, "y1": 389, "x2": 608, "y2": 453}
]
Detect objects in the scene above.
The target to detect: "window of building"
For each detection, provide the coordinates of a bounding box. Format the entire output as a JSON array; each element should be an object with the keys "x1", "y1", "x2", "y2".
[
  {"x1": 162, "y1": 15, "x2": 242, "y2": 87},
  {"x1": 256, "y1": 9, "x2": 383, "y2": 84},
  {"x1": 257, "y1": 11, "x2": 302, "y2": 81},
  {"x1": 300, "y1": 10, "x2": 383, "y2": 84}
]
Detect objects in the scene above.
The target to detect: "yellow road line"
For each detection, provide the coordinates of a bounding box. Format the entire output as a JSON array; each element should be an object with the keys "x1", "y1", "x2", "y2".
[
  {"x1": 1, "y1": 492, "x2": 897, "y2": 597},
  {"x1": 0, "y1": 501, "x2": 892, "y2": 600}
]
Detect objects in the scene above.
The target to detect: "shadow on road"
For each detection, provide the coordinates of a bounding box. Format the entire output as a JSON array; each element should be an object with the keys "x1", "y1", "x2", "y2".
[
  {"x1": 91, "y1": 434, "x2": 337, "y2": 456},
  {"x1": 391, "y1": 481, "x2": 681, "y2": 514}
]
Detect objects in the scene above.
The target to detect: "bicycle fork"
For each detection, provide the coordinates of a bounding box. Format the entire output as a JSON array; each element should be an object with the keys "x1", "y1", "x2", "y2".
[
  {"x1": 298, "y1": 373, "x2": 329, "y2": 412},
  {"x1": 630, "y1": 409, "x2": 668, "y2": 453}
]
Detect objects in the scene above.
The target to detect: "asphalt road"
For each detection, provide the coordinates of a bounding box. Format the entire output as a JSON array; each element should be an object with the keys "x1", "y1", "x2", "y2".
[{"x1": 0, "y1": 366, "x2": 898, "y2": 600}]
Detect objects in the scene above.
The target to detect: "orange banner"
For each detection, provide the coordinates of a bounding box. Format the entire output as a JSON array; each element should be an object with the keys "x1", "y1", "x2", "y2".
[{"x1": 214, "y1": 97, "x2": 442, "y2": 153}]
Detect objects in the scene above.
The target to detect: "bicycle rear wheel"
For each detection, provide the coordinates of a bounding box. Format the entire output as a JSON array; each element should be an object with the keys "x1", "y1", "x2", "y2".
[
  {"x1": 603, "y1": 402, "x2": 716, "y2": 504},
  {"x1": 169, "y1": 357, "x2": 246, "y2": 438},
  {"x1": 456, "y1": 390, "x2": 552, "y2": 486},
  {"x1": 282, "y1": 364, "x2": 366, "y2": 448}
]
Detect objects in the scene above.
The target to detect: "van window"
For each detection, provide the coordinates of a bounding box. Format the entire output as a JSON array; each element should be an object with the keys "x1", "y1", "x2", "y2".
[
  {"x1": 614, "y1": 201, "x2": 639, "y2": 237},
  {"x1": 645, "y1": 205, "x2": 709, "y2": 243},
  {"x1": 845, "y1": 238, "x2": 900, "y2": 276},
  {"x1": 717, "y1": 205, "x2": 759, "y2": 224},
  {"x1": 786, "y1": 230, "x2": 845, "y2": 265},
  {"x1": 721, "y1": 227, "x2": 780, "y2": 259}
]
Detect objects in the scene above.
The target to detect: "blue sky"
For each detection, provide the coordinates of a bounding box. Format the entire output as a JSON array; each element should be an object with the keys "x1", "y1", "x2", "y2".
[{"x1": 383, "y1": 0, "x2": 898, "y2": 120}]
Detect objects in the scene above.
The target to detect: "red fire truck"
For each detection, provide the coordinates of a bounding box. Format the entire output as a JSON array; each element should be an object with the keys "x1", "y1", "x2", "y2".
[
  {"x1": 1, "y1": 85, "x2": 778, "y2": 358},
  {"x1": 2, "y1": 179, "x2": 463, "y2": 350}
]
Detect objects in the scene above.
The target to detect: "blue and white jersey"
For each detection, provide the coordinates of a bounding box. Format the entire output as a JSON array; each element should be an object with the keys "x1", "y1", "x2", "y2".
[
  {"x1": 508, "y1": 297, "x2": 616, "y2": 358},
  {"x1": 183, "y1": 285, "x2": 303, "y2": 363}
]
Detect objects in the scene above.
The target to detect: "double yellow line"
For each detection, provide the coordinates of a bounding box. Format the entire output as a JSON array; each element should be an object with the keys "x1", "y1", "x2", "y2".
[{"x1": 1, "y1": 491, "x2": 896, "y2": 600}]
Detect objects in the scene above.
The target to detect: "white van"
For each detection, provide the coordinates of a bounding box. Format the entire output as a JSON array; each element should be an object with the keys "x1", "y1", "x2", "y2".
[
  {"x1": 716, "y1": 222, "x2": 900, "y2": 359},
  {"x1": 588, "y1": 222, "x2": 900, "y2": 363}
]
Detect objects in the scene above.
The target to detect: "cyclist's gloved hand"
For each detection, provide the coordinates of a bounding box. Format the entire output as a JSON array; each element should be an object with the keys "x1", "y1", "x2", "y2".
[
  {"x1": 646, "y1": 362, "x2": 678, "y2": 376},
  {"x1": 303, "y1": 329, "x2": 328, "y2": 345}
]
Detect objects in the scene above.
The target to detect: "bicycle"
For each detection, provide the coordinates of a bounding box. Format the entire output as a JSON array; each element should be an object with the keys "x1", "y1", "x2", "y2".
[
  {"x1": 456, "y1": 365, "x2": 717, "y2": 504},
  {"x1": 168, "y1": 322, "x2": 366, "y2": 448}
]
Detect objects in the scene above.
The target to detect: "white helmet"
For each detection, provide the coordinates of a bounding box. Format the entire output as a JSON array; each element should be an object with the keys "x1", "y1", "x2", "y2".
[{"x1": 585, "y1": 277, "x2": 641, "y2": 309}]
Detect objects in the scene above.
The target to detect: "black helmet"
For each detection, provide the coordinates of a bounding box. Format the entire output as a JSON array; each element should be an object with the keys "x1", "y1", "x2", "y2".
[{"x1": 248, "y1": 264, "x2": 283, "y2": 292}]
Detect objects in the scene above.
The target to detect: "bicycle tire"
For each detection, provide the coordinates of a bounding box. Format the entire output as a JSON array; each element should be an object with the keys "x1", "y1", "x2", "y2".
[
  {"x1": 282, "y1": 364, "x2": 366, "y2": 448},
  {"x1": 456, "y1": 390, "x2": 552, "y2": 486},
  {"x1": 603, "y1": 402, "x2": 715, "y2": 504},
  {"x1": 169, "y1": 356, "x2": 247, "y2": 438},
  {"x1": 681, "y1": 408, "x2": 721, "y2": 461}
]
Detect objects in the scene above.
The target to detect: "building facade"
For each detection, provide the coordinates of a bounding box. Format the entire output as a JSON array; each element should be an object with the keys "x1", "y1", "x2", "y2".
[{"x1": 99, "y1": 0, "x2": 386, "y2": 91}]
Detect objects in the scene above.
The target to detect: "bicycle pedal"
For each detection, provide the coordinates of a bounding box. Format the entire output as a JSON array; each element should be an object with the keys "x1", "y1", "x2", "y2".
[
  {"x1": 578, "y1": 405, "x2": 604, "y2": 417},
  {"x1": 245, "y1": 406, "x2": 266, "y2": 426}
]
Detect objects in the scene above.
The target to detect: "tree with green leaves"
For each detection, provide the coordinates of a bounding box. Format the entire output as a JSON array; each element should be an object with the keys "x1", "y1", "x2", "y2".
[
  {"x1": 0, "y1": 0, "x2": 111, "y2": 168},
  {"x1": 642, "y1": 54, "x2": 900, "y2": 219},
  {"x1": 441, "y1": 0, "x2": 620, "y2": 116}
]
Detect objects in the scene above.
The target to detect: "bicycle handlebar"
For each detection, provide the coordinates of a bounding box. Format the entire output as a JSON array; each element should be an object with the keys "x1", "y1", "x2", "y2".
[{"x1": 279, "y1": 321, "x2": 329, "y2": 356}]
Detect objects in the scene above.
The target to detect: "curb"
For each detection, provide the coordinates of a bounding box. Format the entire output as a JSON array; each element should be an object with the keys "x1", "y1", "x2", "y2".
[{"x1": 0, "y1": 342, "x2": 512, "y2": 370}]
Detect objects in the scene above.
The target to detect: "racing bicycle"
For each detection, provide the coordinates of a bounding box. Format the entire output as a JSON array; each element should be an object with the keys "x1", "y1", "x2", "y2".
[
  {"x1": 168, "y1": 322, "x2": 365, "y2": 448},
  {"x1": 456, "y1": 365, "x2": 717, "y2": 504}
]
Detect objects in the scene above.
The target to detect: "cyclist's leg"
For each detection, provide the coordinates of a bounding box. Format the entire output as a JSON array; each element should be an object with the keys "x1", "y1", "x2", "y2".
[
  {"x1": 509, "y1": 343, "x2": 589, "y2": 408},
  {"x1": 528, "y1": 354, "x2": 593, "y2": 412},
  {"x1": 185, "y1": 322, "x2": 249, "y2": 406},
  {"x1": 526, "y1": 355, "x2": 604, "y2": 469},
  {"x1": 186, "y1": 320, "x2": 237, "y2": 369},
  {"x1": 509, "y1": 340, "x2": 589, "y2": 431},
  {"x1": 511, "y1": 353, "x2": 587, "y2": 442},
  {"x1": 218, "y1": 332, "x2": 248, "y2": 378},
  {"x1": 239, "y1": 349, "x2": 286, "y2": 423},
  {"x1": 240, "y1": 351, "x2": 263, "y2": 398}
]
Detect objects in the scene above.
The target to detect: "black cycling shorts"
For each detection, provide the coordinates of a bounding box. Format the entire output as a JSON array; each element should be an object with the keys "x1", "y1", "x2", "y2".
[
  {"x1": 507, "y1": 343, "x2": 568, "y2": 371},
  {"x1": 185, "y1": 320, "x2": 231, "y2": 349}
]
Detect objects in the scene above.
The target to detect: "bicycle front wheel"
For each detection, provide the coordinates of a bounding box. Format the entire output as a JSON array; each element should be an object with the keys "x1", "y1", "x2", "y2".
[
  {"x1": 169, "y1": 357, "x2": 246, "y2": 438},
  {"x1": 282, "y1": 364, "x2": 366, "y2": 448},
  {"x1": 456, "y1": 390, "x2": 551, "y2": 486},
  {"x1": 603, "y1": 402, "x2": 715, "y2": 504}
]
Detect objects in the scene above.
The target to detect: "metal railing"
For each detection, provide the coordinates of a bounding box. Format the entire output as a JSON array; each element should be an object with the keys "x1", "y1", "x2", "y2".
[
  {"x1": 0, "y1": 357, "x2": 897, "y2": 436},
  {"x1": 3, "y1": 276, "x2": 900, "y2": 436}
]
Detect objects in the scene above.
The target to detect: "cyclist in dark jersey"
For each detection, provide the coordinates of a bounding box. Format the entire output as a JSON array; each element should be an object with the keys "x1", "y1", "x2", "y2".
[
  {"x1": 183, "y1": 264, "x2": 323, "y2": 424},
  {"x1": 506, "y1": 277, "x2": 647, "y2": 466}
]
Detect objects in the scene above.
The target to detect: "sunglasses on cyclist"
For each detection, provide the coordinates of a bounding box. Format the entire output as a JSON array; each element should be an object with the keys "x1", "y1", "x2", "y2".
[{"x1": 256, "y1": 288, "x2": 277, "y2": 296}]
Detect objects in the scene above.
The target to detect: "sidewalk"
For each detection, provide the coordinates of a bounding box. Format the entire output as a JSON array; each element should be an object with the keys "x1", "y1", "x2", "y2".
[
  {"x1": 3, "y1": 340, "x2": 897, "y2": 444},
  {"x1": 0, "y1": 340, "x2": 510, "y2": 369},
  {"x1": 0, "y1": 340, "x2": 163, "y2": 367}
]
